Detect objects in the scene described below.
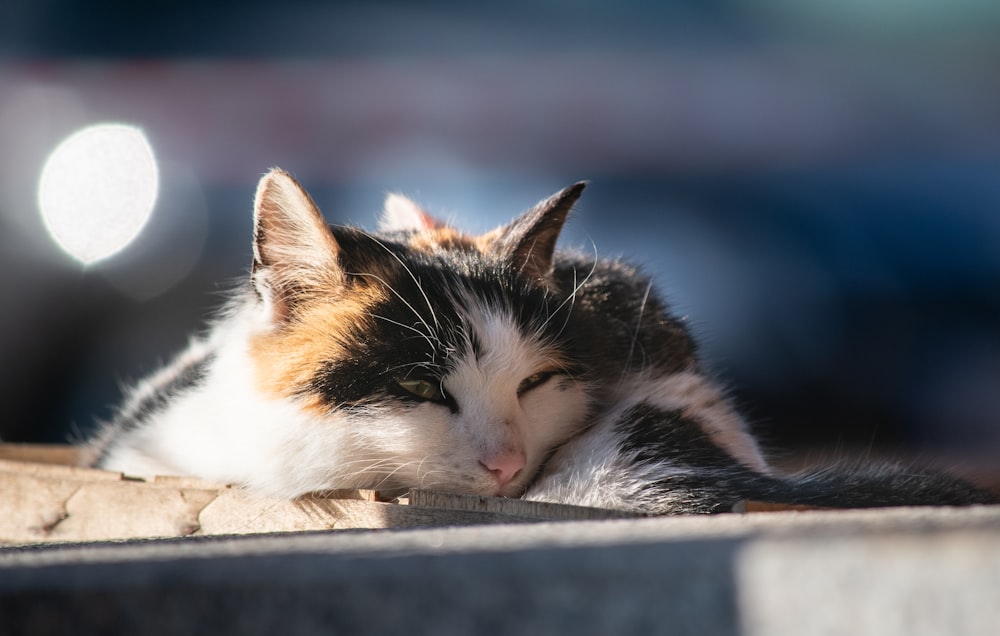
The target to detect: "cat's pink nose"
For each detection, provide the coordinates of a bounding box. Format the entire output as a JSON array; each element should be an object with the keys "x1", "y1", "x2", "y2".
[{"x1": 480, "y1": 451, "x2": 527, "y2": 489}]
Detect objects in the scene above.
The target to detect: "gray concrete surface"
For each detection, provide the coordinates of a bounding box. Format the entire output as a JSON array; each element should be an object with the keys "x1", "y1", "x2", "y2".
[{"x1": 1, "y1": 505, "x2": 999, "y2": 635}]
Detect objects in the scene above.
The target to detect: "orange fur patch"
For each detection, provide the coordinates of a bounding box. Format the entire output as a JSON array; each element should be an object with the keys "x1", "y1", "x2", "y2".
[
  {"x1": 474, "y1": 227, "x2": 504, "y2": 254},
  {"x1": 406, "y1": 227, "x2": 480, "y2": 253},
  {"x1": 249, "y1": 281, "x2": 388, "y2": 414}
]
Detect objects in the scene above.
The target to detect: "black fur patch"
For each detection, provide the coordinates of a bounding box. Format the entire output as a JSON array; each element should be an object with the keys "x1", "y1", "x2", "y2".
[
  {"x1": 551, "y1": 253, "x2": 698, "y2": 381},
  {"x1": 617, "y1": 403, "x2": 743, "y2": 470},
  {"x1": 306, "y1": 233, "x2": 589, "y2": 413}
]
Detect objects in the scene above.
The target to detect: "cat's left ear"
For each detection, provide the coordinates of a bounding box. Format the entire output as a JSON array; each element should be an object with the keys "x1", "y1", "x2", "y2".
[
  {"x1": 489, "y1": 182, "x2": 586, "y2": 284},
  {"x1": 378, "y1": 193, "x2": 447, "y2": 232},
  {"x1": 252, "y1": 168, "x2": 343, "y2": 322}
]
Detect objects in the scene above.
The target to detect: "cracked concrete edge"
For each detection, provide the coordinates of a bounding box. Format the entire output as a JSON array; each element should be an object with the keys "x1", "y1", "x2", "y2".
[
  {"x1": 0, "y1": 457, "x2": 640, "y2": 545},
  {"x1": 1, "y1": 505, "x2": 999, "y2": 636},
  {"x1": 3, "y1": 503, "x2": 999, "y2": 568}
]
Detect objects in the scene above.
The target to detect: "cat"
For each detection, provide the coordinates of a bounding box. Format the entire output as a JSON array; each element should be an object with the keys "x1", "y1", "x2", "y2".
[{"x1": 85, "y1": 168, "x2": 997, "y2": 514}]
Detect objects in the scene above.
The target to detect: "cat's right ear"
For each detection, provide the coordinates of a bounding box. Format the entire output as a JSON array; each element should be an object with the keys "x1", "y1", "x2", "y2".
[
  {"x1": 252, "y1": 168, "x2": 343, "y2": 322},
  {"x1": 487, "y1": 181, "x2": 586, "y2": 285},
  {"x1": 378, "y1": 193, "x2": 447, "y2": 232}
]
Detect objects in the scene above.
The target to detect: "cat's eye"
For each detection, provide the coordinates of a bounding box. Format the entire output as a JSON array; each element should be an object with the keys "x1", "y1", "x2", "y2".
[
  {"x1": 517, "y1": 371, "x2": 556, "y2": 395},
  {"x1": 395, "y1": 378, "x2": 446, "y2": 403}
]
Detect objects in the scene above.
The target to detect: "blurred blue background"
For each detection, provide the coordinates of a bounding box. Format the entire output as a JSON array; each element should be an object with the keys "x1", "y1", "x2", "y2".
[{"x1": 1, "y1": 1, "x2": 999, "y2": 464}]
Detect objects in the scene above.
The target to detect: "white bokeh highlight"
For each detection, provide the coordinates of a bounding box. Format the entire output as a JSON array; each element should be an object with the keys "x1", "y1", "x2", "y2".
[{"x1": 38, "y1": 123, "x2": 159, "y2": 265}]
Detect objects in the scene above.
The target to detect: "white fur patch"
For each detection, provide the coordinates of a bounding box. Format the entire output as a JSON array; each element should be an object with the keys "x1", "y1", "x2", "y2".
[
  {"x1": 98, "y1": 292, "x2": 593, "y2": 499},
  {"x1": 440, "y1": 295, "x2": 591, "y2": 496},
  {"x1": 97, "y1": 305, "x2": 351, "y2": 497}
]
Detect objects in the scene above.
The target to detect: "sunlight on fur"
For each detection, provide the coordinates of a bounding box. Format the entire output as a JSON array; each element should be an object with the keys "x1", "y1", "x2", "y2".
[
  {"x1": 37, "y1": 123, "x2": 159, "y2": 265},
  {"x1": 86, "y1": 169, "x2": 997, "y2": 512}
]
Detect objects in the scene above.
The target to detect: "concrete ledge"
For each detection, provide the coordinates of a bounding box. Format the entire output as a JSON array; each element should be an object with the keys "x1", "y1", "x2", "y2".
[{"x1": 2, "y1": 505, "x2": 998, "y2": 635}]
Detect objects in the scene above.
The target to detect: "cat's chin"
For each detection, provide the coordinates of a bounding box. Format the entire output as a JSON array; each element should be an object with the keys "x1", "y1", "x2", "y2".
[
  {"x1": 475, "y1": 478, "x2": 531, "y2": 499},
  {"x1": 414, "y1": 480, "x2": 527, "y2": 499},
  {"x1": 446, "y1": 485, "x2": 515, "y2": 498},
  {"x1": 496, "y1": 484, "x2": 530, "y2": 498}
]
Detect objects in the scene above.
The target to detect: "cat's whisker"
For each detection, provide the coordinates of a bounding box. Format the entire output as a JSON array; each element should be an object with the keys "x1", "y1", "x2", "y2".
[
  {"x1": 319, "y1": 459, "x2": 427, "y2": 492},
  {"x1": 367, "y1": 312, "x2": 451, "y2": 369},
  {"x1": 330, "y1": 456, "x2": 400, "y2": 471},
  {"x1": 416, "y1": 473, "x2": 450, "y2": 491},
  {"x1": 537, "y1": 246, "x2": 600, "y2": 337},
  {"x1": 362, "y1": 232, "x2": 441, "y2": 333},
  {"x1": 415, "y1": 465, "x2": 454, "y2": 490},
  {"x1": 368, "y1": 458, "x2": 430, "y2": 491},
  {"x1": 348, "y1": 270, "x2": 440, "y2": 350},
  {"x1": 384, "y1": 361, "x2": 444, "y2": 375},
  {"x1": 619, "y1": 280, "x2": 652, "y2": 384},
  {"x1": 366, "y1": 312, "x2": 428, "y2": 339}
]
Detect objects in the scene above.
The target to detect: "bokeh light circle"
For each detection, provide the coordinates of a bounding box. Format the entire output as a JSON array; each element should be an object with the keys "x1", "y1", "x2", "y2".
[{"x1": 38, "y1": 123, "x2": 159, "y2": 265}]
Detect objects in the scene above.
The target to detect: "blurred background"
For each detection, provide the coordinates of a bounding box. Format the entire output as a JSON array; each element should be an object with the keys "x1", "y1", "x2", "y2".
[{"x1": 1, "y1": 1, "x2": 999, "y2": 470}]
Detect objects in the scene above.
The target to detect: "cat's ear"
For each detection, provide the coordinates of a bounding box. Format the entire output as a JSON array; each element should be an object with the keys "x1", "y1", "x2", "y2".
[
  {"x1": 489, "y1": 182, "x2": 586, "y2": 283},
  {"x1": 252, "y1": 168, "x2": 342, "y2": 321},
  {"x1": 378, "y1": 193, "x2": 447, "y2": 232}
]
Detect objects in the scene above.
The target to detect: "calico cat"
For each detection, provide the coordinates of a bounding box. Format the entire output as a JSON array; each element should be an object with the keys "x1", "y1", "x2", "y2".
[{"x1": 86, "y1": 169, "x2": 996, "y2": 513}]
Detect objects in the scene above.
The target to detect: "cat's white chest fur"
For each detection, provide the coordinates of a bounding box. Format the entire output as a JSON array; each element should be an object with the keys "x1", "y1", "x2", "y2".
[{"x1": 96, "y1": 309, "x2": 341, "y2": 497}]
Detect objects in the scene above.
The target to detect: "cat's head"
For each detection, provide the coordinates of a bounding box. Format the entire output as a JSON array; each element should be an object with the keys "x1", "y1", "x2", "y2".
[{"x1": 246, "y1": 169, "x2": 592, "y2": 497}]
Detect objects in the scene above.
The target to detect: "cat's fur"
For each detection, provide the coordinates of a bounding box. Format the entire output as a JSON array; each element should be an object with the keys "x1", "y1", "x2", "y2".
[{"x1": 87, "y1": 169, "x2": 996, "y2": 513}]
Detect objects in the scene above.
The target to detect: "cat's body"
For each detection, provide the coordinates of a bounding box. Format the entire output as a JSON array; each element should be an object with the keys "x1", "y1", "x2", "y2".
[{"x1": 88, "y1": 169, "x2": 996, "y2": 512}]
